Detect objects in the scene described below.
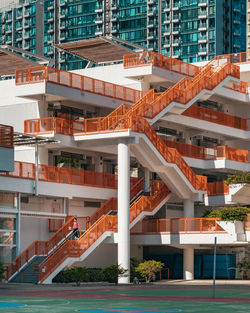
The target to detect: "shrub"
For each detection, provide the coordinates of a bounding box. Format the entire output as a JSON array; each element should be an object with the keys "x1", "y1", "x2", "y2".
[
  {"x1": 130, "y1": 257, "x2": 143, "y2": 282},
  {"x1": 226, "y1": 171, "x2": 250, "y2": 185},
  {"x1": 53, "y1": 267, "x2": 90, "y2": 284},
  {"x1": 204, "y1": 207, "x2": 250, "y2": 221},
  {"x1": 0, "y1": 263, "x2": 5, "y2": 280},
  {"x1": 136, "y1": 260, "x2": 164, "y2": 283},
  {"x1": 101, "y1": 264, "x2": 127, "y2": 284}
]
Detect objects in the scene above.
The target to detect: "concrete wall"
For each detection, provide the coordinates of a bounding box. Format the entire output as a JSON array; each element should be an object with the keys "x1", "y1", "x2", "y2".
[
  {"x1": 20, "y1": 216, "x2": 50, "y2": 252},
  {"x1": 73, "y1": 64, "x2": 142, "y2": 90}
]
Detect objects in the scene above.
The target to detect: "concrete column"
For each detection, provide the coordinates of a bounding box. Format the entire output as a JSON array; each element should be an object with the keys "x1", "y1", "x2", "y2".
[
  {"x1": 95, "y1": 156, "x2": 104, "y2": 172},
  {"x1": 183, "y1": 248, "x2": 194, "y2": 280},
  {"x1": 117, "y1": 139, "x2": 130, "y2": 284},
  {"x1": 183, "y1": 199, "x2": 194, "y2": 218},
  {"x1": 62, "y1": 198, "x2": 66, "y2": 224},
  {"x1": 144, "y1": 167, "x2": 150, "y2": 193},
  {"x1": 34, "y1": 142, "x2": 39, "y2": 196},
  {"x1": 15, "y1": 192, "x2": 21, "y2": 257}
]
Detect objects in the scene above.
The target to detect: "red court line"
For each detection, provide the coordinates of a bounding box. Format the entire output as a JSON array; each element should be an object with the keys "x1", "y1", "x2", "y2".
[{"x1": 1, "y1": 291, "x2": 250, "y2": 304}]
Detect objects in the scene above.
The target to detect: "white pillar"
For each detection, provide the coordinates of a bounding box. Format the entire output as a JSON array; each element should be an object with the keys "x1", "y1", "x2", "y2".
[
  {"x1": 183, "y1": 199, "x2": 194, "y2": 218},
  {"x1": 144, "y1": 167, "x2": 150, "y2": 193},
  {"x1": 118, "y1": 139, "x2": 130, "y2": 284},
  {"x1": 183, "y1": 248, "x2": 194, "y2": 280},
  {"x1": 16, "y1": 192, "x2": 21, "y2": 257}
]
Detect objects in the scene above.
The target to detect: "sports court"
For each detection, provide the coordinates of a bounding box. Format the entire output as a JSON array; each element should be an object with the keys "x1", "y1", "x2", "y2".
[{"x1": 1, "y1": 282, "x2": 250, "y2": 313}]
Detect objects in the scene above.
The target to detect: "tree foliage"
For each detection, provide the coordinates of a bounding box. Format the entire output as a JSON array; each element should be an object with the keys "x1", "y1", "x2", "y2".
[
  {"x1": 136, "y1": 260, "x2": 164, "y2": 283},
  {"x1": 204, "y1": 206, "x2": 250, "y2": 221},
  {"x1": 226, "y1": 171, "x2": 250, "y2": 185}
]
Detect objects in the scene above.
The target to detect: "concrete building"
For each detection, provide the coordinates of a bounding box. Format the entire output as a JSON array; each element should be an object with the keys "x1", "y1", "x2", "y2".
[
  {"x1": 0, "y1": 0, "x2": 247, "y2": 70},
  {"x1": 0, "y1": 41, "x2": 250, "y2": 284}
]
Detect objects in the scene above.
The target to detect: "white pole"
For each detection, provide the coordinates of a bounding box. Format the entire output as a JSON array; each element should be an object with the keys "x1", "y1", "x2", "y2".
[
  {"x1": 183, "y1": 247, "x2": 194, "y2": 280},
  {"x1": 144, "y1": 167, "x2": 150, "y2": 193},
  {"x1": 16, "y1": 192, "x2": 21, "y2": 256},
  {"x1": 183, "y1": 199, "x2": 194, "y2": 218},
  {"x1": 118, "y1": 139, "x2": 130, "y2": 284}
]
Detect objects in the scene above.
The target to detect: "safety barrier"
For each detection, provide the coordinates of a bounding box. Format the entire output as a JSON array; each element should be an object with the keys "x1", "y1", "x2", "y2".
[
  {"x1": 123, "y1": 51, "x2": 200, "y2": 77},
  {"x1": 183, "y1": 105, "x2": 248, "y2": 130},
  {"x1": 207, "y1": 181, "x2": 229, "y2": 196},
  {"x1": 135, "y1": 217, "x2": 224, "y2": 233},
  {"x1": 232, "y1": 81, "x2": 250, "y2": 94},
  {"x1": 15, "y1": 66, "x2": 145, "y2": 104},
  {"x1": 163, "y1": 140, "x2": 249, "y2": 163},
  {"x1": 0, "y1": 124, "x2": 13, "y2": 148},
  {"x1": 0, "y1": 160, "x2": 119, "y2": 189},
  {"x1": 87, "y1": 177, "x2": 144, "y2": 227},
  {"x1": 6, "y1": 216, "x2": 75, "y2": 281}
]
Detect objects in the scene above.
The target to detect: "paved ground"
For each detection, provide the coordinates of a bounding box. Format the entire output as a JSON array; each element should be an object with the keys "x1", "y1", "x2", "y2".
[{"x1": 0, "y1": 281, "x2": 250, "y2": 313}]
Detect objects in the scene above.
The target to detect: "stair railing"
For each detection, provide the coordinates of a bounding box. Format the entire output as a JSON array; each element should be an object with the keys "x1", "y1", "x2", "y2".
[{"x1": 6, "y1": 216, "x2": 75, "y2": 281}]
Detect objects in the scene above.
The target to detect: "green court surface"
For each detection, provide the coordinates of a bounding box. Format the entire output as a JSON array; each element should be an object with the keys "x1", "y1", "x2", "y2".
[{"x1": 1, "y1": 292, "x2": 250, "y2": 313}]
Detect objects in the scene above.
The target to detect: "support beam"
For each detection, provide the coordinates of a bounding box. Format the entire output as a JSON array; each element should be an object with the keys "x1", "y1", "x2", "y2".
[
  {"x1": 183, "y1": 247, "x2": 194, "y2": 280},
  {"x1": 183, "y1": 199, "x2": 194, "y2": 218},
  {"x1": 16, "y1": 192, "x2": 21, "y2": 257},
  {"x1": 62, "y1": 198, "x2": 66, "y2": 224},
  {"x1": 34, "y1": 143, "x2": 39, "y2": 196},
  {"x1": 144, "y1": 167, "x2": 150, "y2": 193},
  {"x1": 117, "y1": 139, "x2": 130, "y2": 284}
]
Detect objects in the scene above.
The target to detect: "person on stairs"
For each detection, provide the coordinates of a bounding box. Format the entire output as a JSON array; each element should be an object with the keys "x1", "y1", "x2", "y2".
[{"x1": 73, "y1": 217, "x2": 80, "y2": 239}]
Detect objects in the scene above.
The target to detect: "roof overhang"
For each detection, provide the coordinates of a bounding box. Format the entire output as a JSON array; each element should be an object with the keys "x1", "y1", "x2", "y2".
[
  {"x1": 14, "y1": 132, "x2": 58, "y2": 146},
  {"x1": 54, "y1": 36, "x2": 146, "y2": 64},
  {"x1": 0, "y1": 45, "x2": 53, "y2": 78}
]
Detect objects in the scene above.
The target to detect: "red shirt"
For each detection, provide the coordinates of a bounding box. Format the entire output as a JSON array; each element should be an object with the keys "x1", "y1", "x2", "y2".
[{"x1": 73, "y1": 221, "x2": 79, "y2": 229}]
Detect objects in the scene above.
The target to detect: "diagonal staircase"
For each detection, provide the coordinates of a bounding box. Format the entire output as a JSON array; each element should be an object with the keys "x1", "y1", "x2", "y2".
[
  {"x1": 37, "y1": 181, "x2": 171, "y2": 284},
  {"x1": 6, "y1": 216, "x2": 75, "y2": 282},
  {"x1": 6, "y1": 177, "x2": 151, "y2": 284},
  {"x1": 72, "y1": 57, "x2": 240, "y2": 197}
]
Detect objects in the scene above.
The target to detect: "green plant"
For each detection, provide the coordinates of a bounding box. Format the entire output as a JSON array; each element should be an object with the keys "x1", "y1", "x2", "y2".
[
  {"x1": 238, "y1": 257, "x2": 250, "y2": 270},
  {"x1": 0, "y1": 263, "x2": 5, "y2": 280},
  {"x1": 130, "y1": 257, "x2": 143, "y2": 282},
  {"x1": 204, "y1": 207, "x2": 250, "y2": 221},
  {"x1": 136, "y1": 260, "x2": 164, "y2": 283},
  {"x1": 52, "y1": 267, "x2": 90, "y2": 284},
  {"x1": 101, "y1": 264, "x2": 127, "y2": 284},
  {"x1": 226, "y1": 171, "x2": 250, "y2": 185}
]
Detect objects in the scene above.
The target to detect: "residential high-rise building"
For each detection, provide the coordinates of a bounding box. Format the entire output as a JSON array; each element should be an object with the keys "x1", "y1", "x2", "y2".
[
  {"x1": 0, "y1": 0, "x2": 247, "y2": 69},
  {"x1": 248, "y1": 0, "x2": 250, "y2": 53}
]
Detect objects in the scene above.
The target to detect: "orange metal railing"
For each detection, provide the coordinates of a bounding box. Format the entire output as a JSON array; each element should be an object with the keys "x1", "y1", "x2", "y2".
[
  {"x1": 207, "y1": 181, "x2": 229, "y2": 196},
  {"x1": 38, "y1": 214, "x2": 118, "y2": 283},
  {"x1": 133, "y1": 217, "x2": 224, "y2": 233},
  {"x1": 216, "y1": 146, "x2": 249, "y2": 163},
  {"x1": 15, "y1": 66, "x2": 145, "y2": 104},
  {"x1": 24, "y1": 117, "x2": 74, "y2": 135},
  {"x1": 74, "y1": 116, "x2": 207, "y2": 191},
  {"x1": 183, "y1": 105, "x2": 248, "y2": 130},
  {"x1": 123, "y1": 51, "x2": 200, "y2": 77},
  {"x1": 163, "y1": 140, "x2": 249, "y2": 163},
  {"x1": 232, "y1": 81, "x2": 250, "y2": 94},
  {"x1": 0, "y1": 160, "x2": 119, "y2": 189},
  {"x1": 87, "y1": 177, "x2": 144, "y2": 227},
  {"x1": 124, "y1": 51, "x2": 249, "y2": 95},
  {"x1": 6, "y1": 216, "x2": 75, "y2": 281},
  {"x1": 212, "y1": 51, "x2": 250, "y2": 66},
  {"x1": 0, "y1": 124, "x2": 13, "y2": 148},
  {"x1": 48, "y1": 217, "x2": 89, "y2": 233},
  {"x1": 38, "y1": 179, "x2": 170, "y2": 283}
]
